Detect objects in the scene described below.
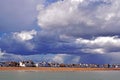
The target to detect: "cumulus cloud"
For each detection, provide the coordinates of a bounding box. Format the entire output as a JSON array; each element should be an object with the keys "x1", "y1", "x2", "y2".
[
  {"x1": 81, "y1": 48, "x2": 106, "y2": 54},
  {"x1": 75, "y1": 36, "x2": 120, "y2": 54},
  {"x1": 0, "y1": 30, "x2": 38, "y2": 55},
  {"x1": 12, "y1": 30, "x2": 37, "y2": 51},
  {"x1": 36, "y1": 0, "x2": 120, "y2": 57},
  {"x1": 52, "y1": 54, "x2": 80, "y2": 63},
  {"x1": 1, "y1": 32, "x2": 120, "y2": 64},
  {"x1": 52, "y1": 54, "x2": 65, "y2": 63},
  {"x1": 1, "y1": 29, "x2": 120, "y2": 56},
  {"x1": 37, "y1": 0, "x2": 91, "y2": 29},
  {"x1": 0, "y1": 49, "x2": 5, "y2": 58},
  {"x1": 13, "y1": 30, "x2": 37, "y2": 41},
  {"x1": 37, "y1": 0, "x2": 120, "y2": 36}
]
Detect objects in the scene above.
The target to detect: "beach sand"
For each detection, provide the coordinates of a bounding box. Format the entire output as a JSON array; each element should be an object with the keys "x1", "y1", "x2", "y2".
[{"x1": 0, "y1": 67, "x2": 120, "y2": 71}]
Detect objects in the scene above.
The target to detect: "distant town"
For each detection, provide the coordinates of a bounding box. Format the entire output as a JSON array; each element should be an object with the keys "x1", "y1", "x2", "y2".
[{"x1": 0, "y1": 60, "x2": 120, "y2": 68}]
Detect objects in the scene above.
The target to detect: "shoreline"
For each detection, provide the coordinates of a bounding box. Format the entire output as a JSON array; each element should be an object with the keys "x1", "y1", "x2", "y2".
[{"x1": 0, "y1": 67, "x2": 120, "y2": 71}]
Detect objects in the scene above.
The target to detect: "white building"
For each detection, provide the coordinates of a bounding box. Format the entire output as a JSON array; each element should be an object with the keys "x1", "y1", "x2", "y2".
[
  {"x1": 19, "y1": 61, "x2": 35, "y2": 67},
  {"x1": 35, "y1": 63, "x2": 43, "y2": 67},
  {"x1": 35, "y1": 62, "x2": 50, "y2": 67}
]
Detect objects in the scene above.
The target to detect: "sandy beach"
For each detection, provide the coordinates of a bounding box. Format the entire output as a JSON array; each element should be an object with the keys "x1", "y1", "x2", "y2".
[{"x1": 0, "y1": 67, "x2": 120, "y2": 71}]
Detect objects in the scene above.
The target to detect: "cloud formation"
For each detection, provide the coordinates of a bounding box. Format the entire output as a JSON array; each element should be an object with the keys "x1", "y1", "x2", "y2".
[
  {"x1": 0, "y1": 48, "x2": 80, "y2": 63},
  {"x1": 0, "y1": 30, "x2": 120, "y2": 63},
  {"x1": 13, "y1": 30, "x2": 37, "y2": 41},
  {"x1": 52, "y1": 54, "x2": 80, "y2": 63},
  {"x1": 75, "y1": 36, "x2": 120, "y2": 54},
  {"x1": 0, "y1": 30, "x2": 37, "y2": 55},
  {"x1": 0, "y1": 49, "x2": 5, "y2": 58},
  {"x1": 0, "y1": 0, "x2": 120, "y2": 64},
  {"x1": 37, "y1": 0, "x2": 120, "y2": 36}
]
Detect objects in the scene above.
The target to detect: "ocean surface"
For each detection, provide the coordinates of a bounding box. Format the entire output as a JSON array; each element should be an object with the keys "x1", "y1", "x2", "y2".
[{"x1": 0, "y1": 71, "x2": 120, "y2": 80}]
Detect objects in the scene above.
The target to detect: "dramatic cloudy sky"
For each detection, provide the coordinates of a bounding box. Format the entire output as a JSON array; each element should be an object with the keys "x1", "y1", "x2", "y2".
[{"x1": 0, "y1": 0, "x2": 120, "y2": 64}]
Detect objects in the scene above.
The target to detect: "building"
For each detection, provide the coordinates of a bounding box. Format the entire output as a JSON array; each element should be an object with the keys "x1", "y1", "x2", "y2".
[
  {"x1": 36, "y1": 62, "x2": 50, "y2": 67},
  {"x1": 103, "y1": 64, "x2": 110, "y2": 68},
  {"x1": 49, "y1": 62, "x2": 60, "y2": 67},
  {"x1": 0, "y1": 62, "x2": 4, "y2": 67},
  {"x1": 19, "y1": 60, "x2": 35, "y2": 67},
  {"x1": 3, "y1": 62, "x2": 19, "y2": 67}
]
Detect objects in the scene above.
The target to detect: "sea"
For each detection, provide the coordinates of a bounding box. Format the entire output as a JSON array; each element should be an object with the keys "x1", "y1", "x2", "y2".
[{"x1": 0, "y1": 71, "x2": 120, "y2": 80}]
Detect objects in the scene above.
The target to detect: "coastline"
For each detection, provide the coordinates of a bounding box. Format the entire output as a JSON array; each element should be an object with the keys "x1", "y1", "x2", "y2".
[{"x1": 0, "y1": 67, "x2": 120, "y2": 71}]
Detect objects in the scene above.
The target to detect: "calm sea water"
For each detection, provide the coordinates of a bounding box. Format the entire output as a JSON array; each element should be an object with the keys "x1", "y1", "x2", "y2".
[{"x1": 0, "y1": 71, "x2": 120, "y2": 80}]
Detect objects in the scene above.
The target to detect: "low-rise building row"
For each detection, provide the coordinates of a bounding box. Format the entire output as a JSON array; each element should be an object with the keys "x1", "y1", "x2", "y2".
[{"x1": 0, "y1": 61, "x2": 120, "y2": 68}]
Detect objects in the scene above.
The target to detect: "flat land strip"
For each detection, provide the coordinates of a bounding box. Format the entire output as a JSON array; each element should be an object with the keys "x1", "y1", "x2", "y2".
[{"x1": 0, "y1": 67, "x2": 120, "y2": 71}]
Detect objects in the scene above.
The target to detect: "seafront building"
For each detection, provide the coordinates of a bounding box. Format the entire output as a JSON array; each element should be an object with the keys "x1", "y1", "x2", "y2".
[
  {"x1": 0, "y1": 61, "x2": 120, "y2": 68},
  {"x1": 35, "y1": 62, "x2": 50, "y2": 67},
  {"x1": 19, "y1": 60, "x2": 35, "y2": 67}
]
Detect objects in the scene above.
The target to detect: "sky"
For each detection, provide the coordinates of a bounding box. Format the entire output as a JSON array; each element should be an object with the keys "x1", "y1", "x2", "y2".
[{"x1": 0, "y1": 0, "x2": 120, "y2": 64}]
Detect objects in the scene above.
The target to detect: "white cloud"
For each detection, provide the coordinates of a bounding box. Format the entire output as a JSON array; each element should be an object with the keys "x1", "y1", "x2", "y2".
[
  {"x1": 76, "y1": 36, "x2": 120, "y2": 47},
  {"x1": 12, "y1": 30, "x2": 37, "y2": 51},
  {"x1": 71, "y1": 0, "x2": 84, "y2": 4},
  {"x1": 105, "y1": 13, "x2": 115, "y2": 21},
  {"x1": 13, "y1": 30, "x2": 37, "y2": 41},
  {"x1": 52, "y1": 54, "x2": 80, "y2": 63},
  {"x1": 52, "y1": 54, "x2": 65, "y2": 63},
  {"x1": 75, "y1": 36, "x2": 120, "y2": 54},
  {"x1": 81, "y1": 48, "x2": 106, "y2": 54},
  {"x1": 37, "y1": 0, "x2": 92, "y2": 29},
  {"x1": 37, "y1": 0, "x2": 120, "y2": 36},
  {"x1": 71, "y1": 56, "x2": 80, "y2": 63},
  {"x1": 0, "y1": 49, "x2": 5, "y2": 58}
]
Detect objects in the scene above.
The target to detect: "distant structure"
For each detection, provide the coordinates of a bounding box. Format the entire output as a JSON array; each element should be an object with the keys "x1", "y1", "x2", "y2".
[
  {"x1": 0, "y1": 60, "x2": 120, "y2": 68},
  {"x1": 19, "y1": 60, "x2": 35, "y2": 67}
]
